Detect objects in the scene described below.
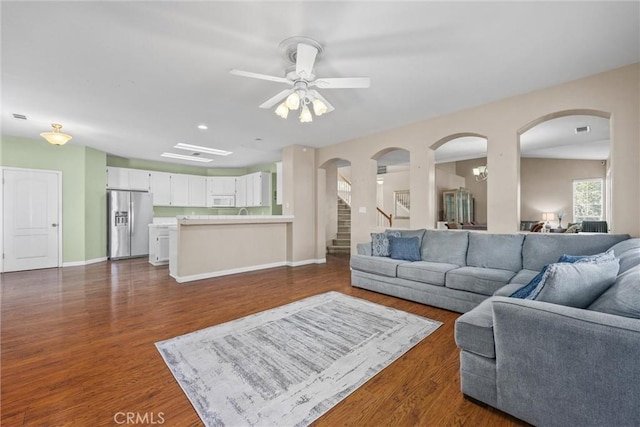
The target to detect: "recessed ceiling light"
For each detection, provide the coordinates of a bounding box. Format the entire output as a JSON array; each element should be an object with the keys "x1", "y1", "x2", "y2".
[
  {"x1": 197, "y1": 124, "x2": 208, "y2": 130},
  {"x1": 174, "y1": 143, "x2": 232, "y2": 156},
  {"x1": 161, "y1": 152, "x2": 213, "y2": 163}
]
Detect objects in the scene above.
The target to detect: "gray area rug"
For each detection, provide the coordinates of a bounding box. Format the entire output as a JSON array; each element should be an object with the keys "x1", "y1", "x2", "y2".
[{"x1": 156, "y1": 291, "x2": 442, "y2": 427}]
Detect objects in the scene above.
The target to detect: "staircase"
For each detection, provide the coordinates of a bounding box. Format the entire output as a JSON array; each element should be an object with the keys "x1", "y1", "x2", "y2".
[{"x1": 327, "y1": 197, "x2": 351, "y2": 255}]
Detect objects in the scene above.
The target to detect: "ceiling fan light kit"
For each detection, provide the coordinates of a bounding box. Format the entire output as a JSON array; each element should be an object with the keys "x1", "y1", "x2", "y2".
[{"x1": 230, "y1": 36, "x2": 370, "y2": 124}]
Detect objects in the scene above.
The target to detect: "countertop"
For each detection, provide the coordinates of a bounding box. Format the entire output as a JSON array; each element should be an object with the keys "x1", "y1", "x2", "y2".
[{"x1": 177, "y1": 215, "x2": 294, "y2": 225}]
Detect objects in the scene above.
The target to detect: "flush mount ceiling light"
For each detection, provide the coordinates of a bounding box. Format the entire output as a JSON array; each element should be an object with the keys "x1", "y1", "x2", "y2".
[
  {"x1": 40, "y1": 123, "x2": 72, "y2": 146},
  {"x1": 174, "y1": 143, "x2": 232, "y2": 156},
  {"x1": 473, "y1": 165, "x2": 488, "y2": 181},
  {"x1": 161, "y1": 152, "x2": 213, "y2": 163},
  {"x1": 230, "y1": 36, "x2": 370, "y2": 123},
  {"x1": 197, "y1": 124, "x2": 208, "y2": 130}
]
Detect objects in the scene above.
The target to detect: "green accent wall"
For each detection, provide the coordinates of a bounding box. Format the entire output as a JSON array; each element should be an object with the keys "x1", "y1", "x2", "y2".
[{"x1": 1, "y1": 135, "x2": 106, "y2": 263}]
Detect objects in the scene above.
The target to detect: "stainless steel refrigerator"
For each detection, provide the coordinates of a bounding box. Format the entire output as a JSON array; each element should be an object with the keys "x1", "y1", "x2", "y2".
[{"x1": 108, "y1": 190, "x2": 154, "y2": 259}]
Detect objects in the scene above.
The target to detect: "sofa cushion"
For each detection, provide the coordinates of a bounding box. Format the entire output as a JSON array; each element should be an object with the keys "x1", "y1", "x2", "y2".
[
  {"x1": 389, "y1": 236, "x2": 421, "y2": 261},
  {"x1": 350, "y1": 254, "x2": 408, "y2": 278},
  {"x1": 454, "y1": 298, "x2": 496, "y2": 358},
  {"x1": 522, "y1": 233, "x2": 630, "y2": 271},
  {"x1": 421, "y1": 230, "x2": 469, "y2": 265},
  {"x1": 509, "y1": 269, "x2": 539, "y2": 285},
  {"x1": 371, "y1": 230, "x2": 401, "y2": 257},
  {"x1": 527, "y1": 255, "x2": 620, "y2": 308},
  {"x1": 467, "y1": 233, "x2": 524, "y2": 272},
  {"x1": 387, "y1": 228, "x2": 427, "y2": 240},
  {"x1": 609, "y1": 238, "x2": 640, "y2": 274},
  {"x1": 588, "y1": 265, "x2": 640, "y2": 319},
  {"x1": 397, "y1": 261, "x2": 459, "y2": 286},
  {"x1": 493, "y1": 283, "x2": 524, "y2": 297},
  {"x1": 446, "y1": 267, "x2": 516, "y2": 296}
]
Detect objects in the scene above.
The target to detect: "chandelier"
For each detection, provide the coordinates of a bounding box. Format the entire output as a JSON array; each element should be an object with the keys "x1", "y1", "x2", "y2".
[{"x1": 473, "y1": 165, "x2": 488, "y2": 181}]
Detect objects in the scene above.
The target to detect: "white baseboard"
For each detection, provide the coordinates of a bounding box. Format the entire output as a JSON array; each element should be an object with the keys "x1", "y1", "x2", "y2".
[
  {"x1": 172, "y1": 258, "x2": 327, "y2": 283},
  {"x1": 62, "y1": 257, "x2": 108, "y2": 267},
  {"x1": 174, "y1": 261, "x2": 288, "y2": 283},
  {"x1": 286, "y1": 258, "x2": 327, "y2": 267}
]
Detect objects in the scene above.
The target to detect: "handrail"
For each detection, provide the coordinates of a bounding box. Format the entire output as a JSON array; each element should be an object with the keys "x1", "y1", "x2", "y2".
[
  {"x1": 338, "y1": 174, "x2": 351, "y2": 186},
  {"x1": 377, "y1": 207, "x2": 393, "y2": 227},
  {"x1": 337, "y1": 174, "x2": 351, "y2": 206}
]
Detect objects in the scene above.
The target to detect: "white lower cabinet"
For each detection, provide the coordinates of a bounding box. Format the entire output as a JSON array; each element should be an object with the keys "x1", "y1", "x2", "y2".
[{"x1": 149, "y1": 226, "x2": 170, "y2": 265}]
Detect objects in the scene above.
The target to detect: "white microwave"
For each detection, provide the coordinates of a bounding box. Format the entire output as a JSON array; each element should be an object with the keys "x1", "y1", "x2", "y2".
[{"x1": 211, "y1": 195, "x2": 235, "y2": 207}]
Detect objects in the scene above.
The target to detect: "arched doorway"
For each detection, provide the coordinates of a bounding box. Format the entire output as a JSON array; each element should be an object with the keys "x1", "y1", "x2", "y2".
[
  {"x1": 432, "y1": 134, "x2": 488, "y2": 230},
  {"x1": 319, "y1": 158, "x2": 352, "y2": 255},
  {"x1": 518, "y1": 110, "x2": 611, "y2": 232},
  {"x1": 372, "y1": 148, "x2": 410, "y2": 229}
]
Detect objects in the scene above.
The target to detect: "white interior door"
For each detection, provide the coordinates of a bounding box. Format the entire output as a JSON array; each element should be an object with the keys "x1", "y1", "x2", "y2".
[{"x1": 2, "y1": 168, "x2": 61, "y2": 272}]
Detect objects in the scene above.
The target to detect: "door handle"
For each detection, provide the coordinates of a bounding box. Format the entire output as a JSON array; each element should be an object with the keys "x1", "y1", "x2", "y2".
[{"x1": 51, "y1": 223, "x2": 58, "y2": 227}]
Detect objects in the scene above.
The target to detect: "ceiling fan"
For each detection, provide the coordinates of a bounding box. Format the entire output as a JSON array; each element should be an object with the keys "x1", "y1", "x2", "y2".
[{"x1": 230, "y1": 36, "x2": 371, "y2": 123}]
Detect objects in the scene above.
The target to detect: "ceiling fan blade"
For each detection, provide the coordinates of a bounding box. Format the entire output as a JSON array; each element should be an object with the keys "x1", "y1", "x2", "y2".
[
  {"x1": 313, "y1": 77, "x2": 371, "y2": 89},
  {"x1": 229, "y1": 69, "x2": 291, "y2": 85},
  {"x1": 259, "y1": 89, "x2": 292, "y2": 109},
  {"x1": 295, "y1": 43, "x2": 318, "y2": 79},
  {"x1": 308, "y1": 90, "x2": 335, "y2": 113}
]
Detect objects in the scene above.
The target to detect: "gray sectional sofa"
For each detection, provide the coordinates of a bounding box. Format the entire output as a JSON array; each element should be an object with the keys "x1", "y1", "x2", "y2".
[
  {"x1": 351, "y1": 229, "x2": 640, "y2": 426},
  {"x1": 351, "y1": 229, "x2": 629, "y2": 313}
]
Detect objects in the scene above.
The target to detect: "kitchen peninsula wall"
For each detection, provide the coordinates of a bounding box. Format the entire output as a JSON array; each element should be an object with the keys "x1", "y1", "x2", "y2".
[{"x1": 106, "y1": 155, "x2": 281, "y2": 216}]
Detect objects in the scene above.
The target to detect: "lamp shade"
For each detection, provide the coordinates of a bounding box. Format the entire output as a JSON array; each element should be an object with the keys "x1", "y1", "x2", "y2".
[
  {"x1": 275, "y1": 102, "x2": 289, "y2": 119},
  {"x1": 299, "y1": 105, "x2": 312, "y2": 123},
  {"x1": 40, "y1": 123, "x2": 72, "y2": 146},
  {"x1": 285, "y1": 92, "x2": 300, "y2": 110},
  {"x1": 312, "y1": 99, "x2": 328, "y2": 116}
]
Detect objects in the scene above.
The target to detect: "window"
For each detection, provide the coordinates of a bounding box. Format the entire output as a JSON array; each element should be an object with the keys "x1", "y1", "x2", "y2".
[{"x1": 573, "y1": 178, "x2": 603, "y2": 222}]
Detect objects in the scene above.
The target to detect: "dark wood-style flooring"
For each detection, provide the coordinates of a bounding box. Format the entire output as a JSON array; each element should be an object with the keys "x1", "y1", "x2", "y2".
[{"x1": 1, "y1": 255, "x2": 526, "y2": 426}]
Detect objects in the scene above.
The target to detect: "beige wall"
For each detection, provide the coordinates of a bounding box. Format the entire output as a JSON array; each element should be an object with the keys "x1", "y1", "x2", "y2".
[
  {"x1": 521, "y1": 158, "x2": 606, "y2": 226},
  {"x1": 315, "y1": 63, "x2": 640, "y2": 251}
]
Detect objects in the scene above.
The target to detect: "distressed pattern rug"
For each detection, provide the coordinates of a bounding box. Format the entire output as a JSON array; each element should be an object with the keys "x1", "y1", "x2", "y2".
[{"x1": 156, "y1": 291, "x2": 441, "y2": 427}]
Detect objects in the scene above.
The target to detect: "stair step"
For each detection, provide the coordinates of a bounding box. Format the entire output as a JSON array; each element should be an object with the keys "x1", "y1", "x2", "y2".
[
  {"x1": 332, "y1": 239, "x2": 351, "y2": 246},
  {"x1": 337, "y1": 232, "x2": 350, "y2": 239},
  {"x1": 327, "y1": 246, "x2": 351, "y2": 255}
]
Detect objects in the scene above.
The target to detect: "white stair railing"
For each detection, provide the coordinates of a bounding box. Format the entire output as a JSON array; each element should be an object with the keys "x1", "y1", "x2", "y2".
[
  {"x1": 394, "y1": 190, "x2": 410, "y2": 219},
  {"x1": 337, "y1": 174, "x2": 351, "y2": 206}
]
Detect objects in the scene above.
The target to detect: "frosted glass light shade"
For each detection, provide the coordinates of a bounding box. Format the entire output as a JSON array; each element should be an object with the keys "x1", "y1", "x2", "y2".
[
  {"x1": 299, "y1": 105, "x2": 313, "y2": 123},
  {"x1": 312, "y1": 99, "x2": 328, "y2": 116},
  {"x1": 275, "y1": 102, "x2": 289, "y2": 119},
  {"x1": 285, "y1": 92, "x2": 300, "y2": 110},
  {"x1": 40, "y1": 123, "x2": 72, "y2": 146}
]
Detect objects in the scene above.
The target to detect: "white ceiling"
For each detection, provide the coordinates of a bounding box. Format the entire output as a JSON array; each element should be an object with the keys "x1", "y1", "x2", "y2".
[{"x1": 2, "y1": 2, "x2": 638, "y2": 168}]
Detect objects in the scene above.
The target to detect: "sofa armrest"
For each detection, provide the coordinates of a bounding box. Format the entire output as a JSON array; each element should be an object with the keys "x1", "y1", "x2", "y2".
[
  {"x1": 491, "y1": 297, "x2": 640, "y2": 427},
  {"x1": 356, "y1": 242, "x2": 371, "y2": 256}
]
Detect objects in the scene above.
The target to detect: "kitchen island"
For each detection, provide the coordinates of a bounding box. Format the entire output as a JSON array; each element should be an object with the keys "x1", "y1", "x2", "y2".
[{"x1": 169, "y1": 215, "x2": 295, "y2": 283}]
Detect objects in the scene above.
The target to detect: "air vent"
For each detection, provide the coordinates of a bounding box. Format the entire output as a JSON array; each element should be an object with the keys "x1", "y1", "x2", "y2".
[
  {"x1": 575, "y1": 125, "x2": 591, "y2": 134},
  {"x1": 377, "y1": 165, "x2": 387, "y2": 174},
  {"x1": 12, "y1": 113, "x2": 27, "y2": 120}
]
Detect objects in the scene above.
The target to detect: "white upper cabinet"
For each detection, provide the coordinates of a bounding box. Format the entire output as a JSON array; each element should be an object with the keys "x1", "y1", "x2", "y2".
[
  {"x1": 188, "y1": 175, "x2": 207, "y2": 207},
  {"x1": 235, "y1": 175, "x2": 247, "y2": 207},
  {"x1": 107, "y1": 167, "x2": 150, "y2": 191},
  {"x1": 149, "y1": 171, "x2": 171, "y2": 206},
  {"x1": 243, "y1": 172, "x2": 271, "y2": 207},
  {"x1": 170, "y1": 174, "x2": 190, "y2": 207},
  {"x1": 207, "y1": 176, "x2": 236, "y2": 196}
]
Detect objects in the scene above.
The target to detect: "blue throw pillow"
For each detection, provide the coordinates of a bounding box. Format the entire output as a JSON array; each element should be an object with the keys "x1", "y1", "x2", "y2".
[
  {"x1": 557, "y1": 250, "x2": 613, "y2": 264},
  {"x1": 510, "y1": 265, "x2": 549, "y2": 299},
  {"x1": 371, "y1": 230, "x2": 401, "y2": 257},
  {"x1": 389, "y1": 236, "x2": 421, "y2": 261}
]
